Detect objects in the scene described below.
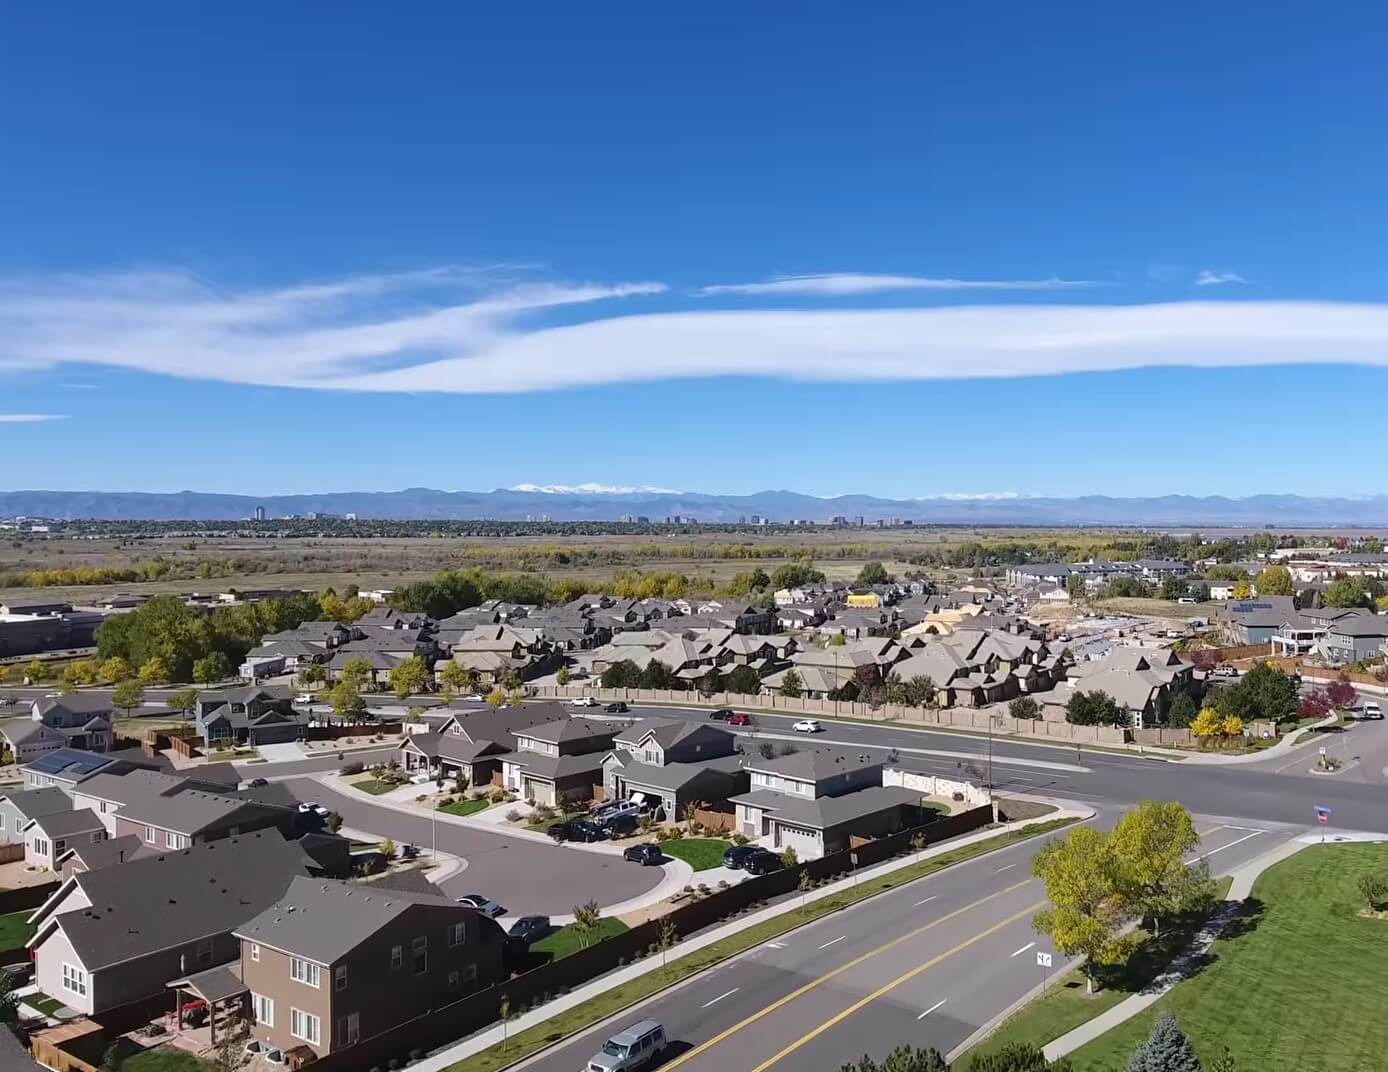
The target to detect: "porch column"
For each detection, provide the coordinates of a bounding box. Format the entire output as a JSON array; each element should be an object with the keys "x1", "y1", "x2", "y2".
[{"x1": 209, "y1": 1000, "x2": 217, "y2": 1046}]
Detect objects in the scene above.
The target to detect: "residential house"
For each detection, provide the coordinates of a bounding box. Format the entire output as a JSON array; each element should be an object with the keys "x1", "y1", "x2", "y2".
[
  {"x1": 500, "y1": 719, "x2": 615, "y2": 806},
  {"x1": 24, "y1": 808, "x2": 107, "y2": 871},
  {"x1": 356, "y1": 608, "x2": 430, "y2": 631},
  {"x1": 27, "y1": 831, "x2": 311, "y2": 1016},
  {"x1": 1, "y1": 719, "x2": 67, "y2": 765},
  {"x1": 1061, "y1": 646, "x2": 1196, "y2": 727},
  {"x1": 397, "y1": 703, "x2": 572, "y2": 787},
  {"x1": 1316, "y1": 611, "x2": 1388, "y2": 665},
  {"x1": 601, "y1": 719, "x2": 747, "y2": 819},
  {"x1": 1221, "y1": 597, "x2": 1298, "y2": 645},
  {"x1": 0, "y1": 786, "x2": 72, "y2": 846},
  {"x1": 729, "y1": 748, "x2": 920, "y2": 859},
  {"x1": 20, "y1": 748, "x2": 144, "y2": 794},
  {"x1": 70, "y1": 768, "x2": 296, "y2": 846},
  {"x1": 57, "y1": 834, "x2": 155, "y2": 879},
  {"x1": 236, "y1": 876, "x2": 505, "y2": 1058},
  {"x1": 195, "y1": 686, "x2": 304, "y2": 748},
  {"x1": 442, "y1": 624, "x2": 560, "y2": 685},
  {"x1": 30, "y1": 695, "x2": 114, "y2": 752}
]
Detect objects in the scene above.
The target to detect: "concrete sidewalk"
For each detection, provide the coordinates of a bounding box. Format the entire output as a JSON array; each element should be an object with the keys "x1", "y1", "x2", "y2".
[
  {"x1": 1179, "y1": 711, "x2": 1337, "y2": 766},
  {"x1": 411, "y1": 801, "x2": 1093, "y2": 1072}
]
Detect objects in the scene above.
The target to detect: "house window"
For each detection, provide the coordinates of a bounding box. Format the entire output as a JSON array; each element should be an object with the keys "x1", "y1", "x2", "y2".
[
  {"x1": 412, "y1": 936, "x2": 427, "y2": 975},
  {"x1": 460, "y1": 963, "x2": 477, "y2": 986},
  {"x1": 390, "y1": 944, "x2": 402, "y2": 970},
  {"x1": 62, "y1": 963, "x2": 87, "y2": 997},
  {"x1": 447, "y1": 922, "x2": 465, "y2": 947},
  {"x1": 290, "y1": 957, "x2": 321, "y2": 987},
  {"x1": 54, "y1": 839, "x2": 66, "y2": 855},
  {"x1": 338, "y1": 1011, "x2": 360, "y2": 1046},
  {"x1": 253, "y1": 993, "x2": 274, "y2": 1027},
  {"x1": 334, "y1": 965, "x2": 347, "y2": 991},
  {"x1": 290, "y1": 1008, "x2": 320, "y2": 1046},
  {"x1": 91, "y1": 831, "x2": 105, "y2": 844},
  {"x1": 144, "y1": 825, "x2": 156, "y2": 844},
  {"x1": 250, "y1": 943, "x2": 260, "y2": 963},
  {"x1": 643, "y1": 749, "x2": 659, "y2": 764},
  {"x1": 32, "y1": 837, "x2": 49, "y2": 858},
  {"x1": 196, "y1": 938, "x2": 213, "y2": 965}
]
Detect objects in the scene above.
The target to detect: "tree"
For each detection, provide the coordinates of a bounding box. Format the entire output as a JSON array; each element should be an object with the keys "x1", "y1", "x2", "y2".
[
  {"x1": 166, "y1": 686, "x2": 198, "y2": 719},
  {"x1": 780, "y1": 846, "x2": 798, "y2": 867},
  {"x1": 192, "y1": 651, "x2": 232, "y2": 683},
  {"x1": 968, "y1": 1044, "x2": 1075, "y2": 1071},
  {"x1": 1357, "y1": 872, "x2": 1388, "y2": 912},
  {"x1": 770, "y1": 561, "x2": 826, "y2": 590},
  {"x1": 111, "y1": 680, "x2": 145, "y2": 717},
  {"x1": 0, "y1": 664, "x2": 11, "y2": 686},
  {"x1": 555, "y1": 666, "x2": 571, "y2": 686},
  {"x1": 600, "y1": 660, "x2": 641, "y2": 689},
  {"x1": 698, "y1": 667, "x2": 722, "y2": 697},
  {"x1": 23, "y1": 658, "x2": 47, "y2": 683},
  {"x1": 1066, "y1": 690, "x2": 1125, "y2": 727},
  {"x1": 1065, "y1": 573, "x2": 1087, "y2": 601},
  {"x1": 855, "y1": 561, "x2": 890, "y2": 586},
  {"x1": 840, "y1": 1046, "x2": 950, "y2": 1072},
  {"x1": 486, "y1": 686, "x2": 507, "y2": 707},
  {"x1": 828, "y1": 633, "x2": 847, "y2": 647},
  {"x1": 100, "y1": 1042, "x2": 123, "y2": 1072},
  {"x1": 1167, "y1": 691, "x2": 1198, "y2": 728},
  {"x1": 1220, "y1": 714, "x2": 1244, "y2": 739},
  {"x1": 438, "y1": 660, "x2": 469, "y2": 694},
  {"x1": 571, "y1": 899, "x2": 602, "y2": 948},
  {"x1": 780, "y1": 669, "x2": 803, "y2": 698},
  {"x1": 1124, "y1": 1013, "x2": 1201, "y2": 1072},
  {"x1": 726, "y1": 665, "x2": 762, "y2": 695},
  {"x1": 657, "y1": 915, "x2": 678, "y2": 967},
  {"x1": 0, "y1": 967, "x2": 19, "y2": 1029},
  {"x1": 327, "y1": 679, "x2": 366, "y2": 718},
  {"x1": 379, "y1": 838, "x2": 396, "y2": 859},
  {"x1": 1031, "y1": 825, "x2": 1135, "y2": 992},
  {"x1": 1327, "y1": 675, "x2": 1357, "y2": 709},
  {"x1": 339, "y1": 657, "x2": 374, "y2": 690},
  {"x1": 1190, "y1": 707, "x2": 1222, "y2": 745},
  {"x1": 1231, "y1": 578, "x2": 1252, "y2": 599},
  {"x1": 99, "y1": 656, "x2": 132, "y2": 683},
  {"x1": 1323, "y1": 575, "x2": 1371, "y2": 608},
  {"x1": 1109, "y1": 802, "x2": 1214, "y2": 937},
  {"x1": 136, "y1": 656, "x2": 170, "y2": 685},
  {"x1": 639, "y1": 659, "x2": 673, "y2": 689},
  {"x1": 1009, "y1": 696, "x2": 1040, "y2": 720},
  {"x1": 1253, "y1": 565, "x2": 1294, "y2": 596},
  {"x1": 1160, "y1": 576, "x2": 1188, "y2": 601},
  {"x1": 389, "y1": 655, "x2": 430, "y2": 699},
  {"x1": 1298, "y1": 690, "x2": 1331, "y2": 720}
]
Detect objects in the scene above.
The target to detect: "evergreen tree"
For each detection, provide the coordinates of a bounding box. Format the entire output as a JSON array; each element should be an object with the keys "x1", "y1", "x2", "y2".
[{"x1": 1125, "y1": 1014, "x2": 1201, "y2": 1072}]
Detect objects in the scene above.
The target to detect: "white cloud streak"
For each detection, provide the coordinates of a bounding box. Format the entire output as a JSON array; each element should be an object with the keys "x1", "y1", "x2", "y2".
[
  {"x1": 697, "y1": 272, "x2": 1099, "y2": 296},
  {"x1": 4, "y1": 267, "x2": 1388, "y2": 396},
  {"x1": 0, "y1": 413, "x2": 65, "y2": 423},
  {"x1": 1195, "y1": 270, "x2": 1248, "y2": 286}
]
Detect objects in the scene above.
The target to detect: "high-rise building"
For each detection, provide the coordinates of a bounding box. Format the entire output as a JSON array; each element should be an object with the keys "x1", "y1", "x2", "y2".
[{"x1": 254, "y1": 505, "x2": 266, "y2": 522}]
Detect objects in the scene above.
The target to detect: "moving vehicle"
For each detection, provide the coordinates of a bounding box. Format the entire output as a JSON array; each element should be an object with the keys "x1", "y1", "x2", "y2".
[
  {"x1": 708, "y1": 708, "x2": 735, "y2": 721},
  {"x1": 792, "y1": 719, "x2": 823, "y2": 734},
  {"x1": 586, "y1": 1020, "x2": 667, "y2": 1072},
  {"x1": 549, "y1": 819, "x2": 607, "y2": 843},
  {"x1": 454, "y1": 894, "x2": 506, "y2": 918},
  {"x1": 238, "y1": 777, "x2": 269, "y2": 789},
  {"x1": 742, "y1": 849, "x2": 785, "y2": 875},
  {"x1": 507, "y1": 915, "x2": 551, "y2": 944},
  {"x1": 604, "y1": 701, "x2": 630, "y2": 713},
  {"x1": 1363, "y1": 702, "x2": 1383, "y2": 721},
  {"x1": 1212, "y1": 665, "x2": 1239, "y2": 678},
  {"x1": 297, "y1": 801, "x2": 329, "y2": 817},
  {"x1": 622, "y1": 843, "x2": 663, "y2": 866},
  {"x1": 571, "y1": 696, "x2": 598, "y2": 708},
  {"x1": 728, "y1": 712, "x2": 751, "y2": 726},
  {"x1": 721, "y1": 844, "x2": 762, "y2": 870}
]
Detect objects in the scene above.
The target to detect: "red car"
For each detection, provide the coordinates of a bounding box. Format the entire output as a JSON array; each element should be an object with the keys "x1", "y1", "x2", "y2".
[{"x1": 728, "y1": 712, "x2": 751, "y2": 726}]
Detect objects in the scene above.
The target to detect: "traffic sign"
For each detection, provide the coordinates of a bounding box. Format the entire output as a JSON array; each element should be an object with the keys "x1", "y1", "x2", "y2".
[
  {"x1": 1315, "y1": 805, "x2": 1331, "y2": 825},
  {"x1": 1036, "y1": 952, "x2": 1053, "y2": 968}
]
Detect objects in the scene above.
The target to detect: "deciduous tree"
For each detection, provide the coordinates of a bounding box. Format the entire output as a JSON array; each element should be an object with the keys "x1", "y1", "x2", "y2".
[
  {"x1": 1031, "y1": 826, "x2": 1135, "y2": 992},
  {"x1": 327, "y1": 679, "x2": 366, "y2": 718},
  {"x1": 99, "y1": 656, "x2": 132, "y2": 683},
  {"x1": 389, "y1": 655, "x2": 430, "y2": 699},
  {"x1": 111, "y1": 679, "x2": 145, "y2": 717},
  {"x1": 1253, "y1": 565, "x2": 1293, "y2": 596},
  {"x1": 726, "y1": 665, "x2": 761, "y2": 695},
  {"x1": 855, "y1": 561, "x2": 890, "y2": 586},
  {"x1": 1190, "y1": 707, "x2": 1221, "y2": 743},
  {"x1": 780, "y1": 669, "x2": 803, "y2": 698},
  {"x1": 339, "y1": 657, "x2": 374, "y2": 690},
  {"x1": 136, "y1": 656, "x2": 170, "y2": 685},
  {"x1": 1109, "y1": 802, "x2": 1214, "y2": 937},
  {"x1": 1009, "y1": 696, "x2": 1040, "y2": 720},
  {"x1": 839, "y1": 1046, "x2": 949, "y2": 1072},
  {"x1": 166, "y1": 686, "x2": 198, "y2": 718},
  {"x1": 1327, "y1": 675, "x2": 1357, "y2": 709},
  {"x1": 192, "y1": 651, "x2": 232, "y2": 683}
]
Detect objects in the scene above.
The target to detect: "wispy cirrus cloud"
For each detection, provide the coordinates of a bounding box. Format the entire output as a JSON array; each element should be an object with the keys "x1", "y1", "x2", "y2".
[
  {"x1": 1195, "y1": 269, "x2": 1249, "y2": 286},
  {"x1": 696, "y1": 272, "x2": 1099, "y2": 296},
  {"x1": 0, "y1": 413, "x2": 65, "y2": 423},
  {"x1": 4, "y1": 266, "x2": 1388, "y2": 396}
]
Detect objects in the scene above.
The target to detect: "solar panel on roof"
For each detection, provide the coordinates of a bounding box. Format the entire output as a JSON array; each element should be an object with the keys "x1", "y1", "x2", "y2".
[{"x1": 28, "y1": 748, "x2": 112, "y2": 775}]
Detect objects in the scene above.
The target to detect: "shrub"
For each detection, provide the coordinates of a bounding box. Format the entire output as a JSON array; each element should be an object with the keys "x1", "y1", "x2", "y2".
[
  {"x1": 732, "y1": 832, "x2": 750, "y2": 845},
  {"x1": 505, "y1": 808, "x2": 523, "y2": 822},
  {"x1": 340, "y1": 760, "x2": 365, "y2": 775}
]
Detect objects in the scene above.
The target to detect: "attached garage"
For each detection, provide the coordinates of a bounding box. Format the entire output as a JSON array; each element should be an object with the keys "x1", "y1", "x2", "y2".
[
  {"x1": 524, "y1": 778, "x2": 555, "y2": 806},
  {"x1": 772, "y1": 821, "x2": 823, "y2": 860}
]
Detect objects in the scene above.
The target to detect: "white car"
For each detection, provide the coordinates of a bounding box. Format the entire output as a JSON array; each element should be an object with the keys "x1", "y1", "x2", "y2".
[
  {"x1": 454, "y1": 894, "x2": 506, "y2": 918},
  {"x1": 570, "y1": 696, "x2": 598, "y2": 707},
  {"x1": 792, "y1": 719, "x2": 823, "y2": 734},
  {"x1": 297, "y1": 801, "x2": 329, "y2": 817}
]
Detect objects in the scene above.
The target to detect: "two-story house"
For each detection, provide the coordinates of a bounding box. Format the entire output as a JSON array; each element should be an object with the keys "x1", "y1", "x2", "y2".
[
  {"x1": 0, "y1": 786, "x2": 72, "y2": 846},
  {"x1": 20, "y1": 748, "x2": 147, "y2": 794},
  {"x1": 235, "y1": 876, "x2": 505, "y2": 1059},
  {"x1": 499, "y1": 719, "x2": 615, "y2": 806},
  {"x1": 195, "y1": 686, "x2": 305, "y2": 748},
  {"x1": 1316, "y1": 611, "x2": 1388, "y2": 665},
  {"x1": 30, "y1": 695, "x2": 114, "y2": 752},
  {"x1": 397, "y1": 703, "x2": 570, "y2": 787},
  {"x1": 728, "y1": 748, "x2": 920, "y2": 859},
  {"x1": 22, "y1": 808, "x2": 107, "y2": 871},
  {"x1": 601, "y1": 719, "x2": 747, "y2": 820}
]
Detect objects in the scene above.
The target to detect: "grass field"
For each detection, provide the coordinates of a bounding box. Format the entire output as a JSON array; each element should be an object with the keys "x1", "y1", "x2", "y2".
[
  {"x1": 1066, "y1": 844, "x2": 1388, "y2": 1071},
  {"x1": 0, "y1": 909, "x2": 36, "y2": 948},
  {"x1": 438, "y1": 798, "x2": 490, "y2": 817},
  {"x1": 118, "y1": 1046, "x2": 213, "y2": 1072},
  {"x1": 531, "y1": 917, "x2": 630, "y2": 959},
  {"x1": 657, "y1": 838, "x2": 729, "y2": 871},
  {"x1": 352, "y1": 778, "x2": 396, "y2": 795}
]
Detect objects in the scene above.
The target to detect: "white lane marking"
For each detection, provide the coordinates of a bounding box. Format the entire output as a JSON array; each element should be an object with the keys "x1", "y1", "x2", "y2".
[
  {"x1": 994, "y1": 863, "x2": 1017, "y2": 874},
  {"x1": 913, "y1": 896, "x2": 938, "y2": 907},
  {"x1": 1010, "y1": 941, "x2": 1036, "y2": 958},
  {"x1": 764, "y1": 941, "x2": 786, "y2": 949},
  {"x1": 1190, "y1": 830, "x2": 1264, "y2": 861},
  {"x1": 917, "y1": 999, "x2": 948, "y2": 1020},
  {"x1": 818, "y1": 935, "x2": 847, "y2": 949},
  {"x1": 1221, "y1": 824, "x2": 1269, "y2": 833},
  {"x1": 701, "y1": 988, "x2": 739, "y2": 1008}
]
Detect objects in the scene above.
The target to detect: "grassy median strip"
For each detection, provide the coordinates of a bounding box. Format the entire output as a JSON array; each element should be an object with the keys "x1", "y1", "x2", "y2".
[{"x1": 446, "y1": 817, "x2": 1076, "y2": 1072}]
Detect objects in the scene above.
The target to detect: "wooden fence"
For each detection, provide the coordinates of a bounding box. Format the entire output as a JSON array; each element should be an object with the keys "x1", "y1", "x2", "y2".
[{"x1": 0, "y1": 880, "x2": 57, "y2": 915}]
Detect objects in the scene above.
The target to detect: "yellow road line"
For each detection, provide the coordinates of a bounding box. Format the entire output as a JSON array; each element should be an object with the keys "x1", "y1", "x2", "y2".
[
  {"x1": 658, "y1": 879, "x2": 1036, "y2": 1070},
  {"x1": 749, "y1": 900, "x2": 1047, "y2": 1072}
]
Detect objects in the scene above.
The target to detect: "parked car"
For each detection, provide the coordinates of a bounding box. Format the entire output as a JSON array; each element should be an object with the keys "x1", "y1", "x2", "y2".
[
  {"x1": 604, "y1": 812, "x2": 640, "y2": 836},
  {"x1": 454, "y1": 894, "x2": 506, "y2": 918},
  {"x1": 1212, "y1": 665, "x2": 1239, "y2": 678},
  {"x1": 1363, "y1": 702, "x2": 1383, "y2": 721},
  {"x1": 587, "y1": 1020, "x2": 667, "y2": 1072},
  {"x1": 297, "y1": 801, "x2": 329, "y2": 816},
  {"x1": 571, "y1": 696, "x2": 598, "y2": 708},
  {"x1": 721, "y1": 844, "x2": 762, "y2": 870},
  {"x1": 597, "y1": 800, "x2": 643, "y2": 821},
  {"x1": 549, "y1": 819, "x2": 607, "y2": 843},
  {"x1": 792, "y1": 719, "x2": 823, "y2": 734},
  {"x1": 605, "y1": 701, "x2": 630, "y2": 713},
  {"x1": 507, "y1": 915, "x2": 551, "y2": 944},
  {"x1": 623, "y1": 843, "x2": 663, "y2": 866},
  {"x1": 727, "y1": 712, "x2": 751, "y2": 726},
  {"x1": 238, "y1": 777, "x2": 269, "y2": 789},
  {"x1": 708, "y1": 708, "x2": 735, "y2": 721},
  {"x1": 742, "y1": 849, "x2": 785, "y2": 875}
]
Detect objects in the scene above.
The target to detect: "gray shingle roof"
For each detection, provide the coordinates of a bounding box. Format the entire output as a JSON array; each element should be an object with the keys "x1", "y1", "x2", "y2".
[
  {"x1": 728, "y1": 785, "x2": 920, "y2": 830},
  {"x1": 0, "y1": 786, "x2": 72, "y2": 821},
  {"x1": 745, "y1": 747, "x2": 881, "y2": 783},
  {"x1": 28, "y1": 808, "x2": 105, "y2": 838},
  {"x1": 58, "y1": 834, "x2": 156, "y2": 872}
]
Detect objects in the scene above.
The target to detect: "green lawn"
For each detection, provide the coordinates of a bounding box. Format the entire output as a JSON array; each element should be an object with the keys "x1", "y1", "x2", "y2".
[
  {"x1": 959, "y1": 878, "x2": 1232, "y2": 1065},
  {"x1": 24, "y1": 992, "x2": 65, "y2": 1017},
  {"x1": 531, "y1": 917, "x2": 630, "y2": 960},
  {"x1": 0, "y1": 909, "x2": 36, "y2": 948},
  {"x1": 658, "y1": 838, "x2": 729, "y2": 871},
  {"x1": 438, "y1": 798, "x2": 490, "y2": 817},
  {"x1": 1068, "y1": 844, "x2": 1388, "y2": 1071},
  {"x1": 352, "y1": 778, "x2": 396, "y2": 795},
  {"x1": 118, "y1": 1047, "x2": 213, "y2": 1072}
]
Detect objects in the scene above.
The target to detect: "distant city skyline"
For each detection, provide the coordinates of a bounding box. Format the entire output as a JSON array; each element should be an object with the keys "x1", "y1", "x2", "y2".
[{"x1": 4, "y1": 4, "x2": 1388, "y2": 496}]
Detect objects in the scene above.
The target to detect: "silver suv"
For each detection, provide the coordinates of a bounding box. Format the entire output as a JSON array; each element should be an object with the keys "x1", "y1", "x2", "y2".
[{"x1": 587, "y1": 1020, "x2": 666, "y2": 1072}]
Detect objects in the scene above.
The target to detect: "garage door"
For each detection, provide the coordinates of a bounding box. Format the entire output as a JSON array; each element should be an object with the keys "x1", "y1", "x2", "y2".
[
  {"x1": 525, "y1": 779, "x2": 555, "y2": 806},
  {"x1": 775, "y1": 823, "x2": 822, "y2": 861}
]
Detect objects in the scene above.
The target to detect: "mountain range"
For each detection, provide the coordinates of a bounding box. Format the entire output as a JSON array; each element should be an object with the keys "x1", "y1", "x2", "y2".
[{"x1": 4, "y1": 487, "x2": 1388, "y2": 526}]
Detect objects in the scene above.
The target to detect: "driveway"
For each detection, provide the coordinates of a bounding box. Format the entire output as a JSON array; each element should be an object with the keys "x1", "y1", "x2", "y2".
[{"x1": 278, "y1": 777, "x2": 666, "y2": 915}]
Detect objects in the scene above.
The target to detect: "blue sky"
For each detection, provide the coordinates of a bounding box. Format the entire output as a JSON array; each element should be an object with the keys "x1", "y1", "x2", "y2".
[{"x1": 4, "y1": 3, "x2": 1388, "y2": 498}]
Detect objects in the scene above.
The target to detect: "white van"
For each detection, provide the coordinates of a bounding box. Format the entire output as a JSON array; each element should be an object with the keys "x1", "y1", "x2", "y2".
[{"x1": 587, "y1": 1020, "x2": 667, "y2": 1072}]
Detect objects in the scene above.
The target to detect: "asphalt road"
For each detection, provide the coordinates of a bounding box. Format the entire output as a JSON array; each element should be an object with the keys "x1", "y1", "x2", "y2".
[{"x1": 517, "y1": 816, "x2": 1280, "y2": 1072}]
